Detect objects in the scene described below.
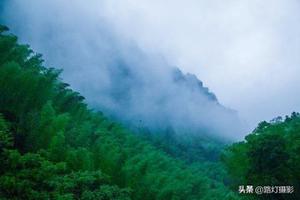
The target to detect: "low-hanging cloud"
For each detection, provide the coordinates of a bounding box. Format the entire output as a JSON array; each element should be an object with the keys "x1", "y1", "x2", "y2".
[
  {"x1": 100, "y1": 0, "x2": 300, "y2": 128},
  {"x1": 1, "y1": 0, "x2": 254, "y2": 139}
]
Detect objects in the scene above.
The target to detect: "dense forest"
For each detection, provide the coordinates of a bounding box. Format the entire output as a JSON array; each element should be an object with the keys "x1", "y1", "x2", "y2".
[
  {"x1": 222, "y1": 114, "x2": 300, "y2": 199},
  {"x1": 0, "y1": 25, "x2": 299, "y2": 200}
]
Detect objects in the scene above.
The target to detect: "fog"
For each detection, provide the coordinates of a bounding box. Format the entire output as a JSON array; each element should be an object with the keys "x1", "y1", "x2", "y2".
[
  {"x1": 100, "y1": 0, "x2": 300, "y2": 128},
  {"x1": 3, "y1": 0, "x2": 298, "y2": 139}
]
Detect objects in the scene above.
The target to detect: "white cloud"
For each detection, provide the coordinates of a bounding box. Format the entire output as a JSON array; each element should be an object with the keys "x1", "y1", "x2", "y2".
[
  {"x1": 2, "y1": 0, "x2": 300, "y2": 132},
  {"x1": 101, "y1": 0, "x2": 300, "y2": 126}
]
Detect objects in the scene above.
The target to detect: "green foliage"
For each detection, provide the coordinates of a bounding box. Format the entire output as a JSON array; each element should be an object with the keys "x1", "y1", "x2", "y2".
[
  {"x1": 0, "y1": 114, "x2": 12, "y2": 152},
  {"x1": 0, "y1": 149, "x2": 130, "y2": 200},
  {"x1": 222, "y1": 114, "x2": 300, "y2": 199},
  {"x1": 0, "y1": 25, "x2": 238, "y2": 199},
  {"x1": 140, "y1": 127, "x2": 225, "y2": 163},
  {"x1": 2, "y1": 22, "x2": 298, "y2": 200}
]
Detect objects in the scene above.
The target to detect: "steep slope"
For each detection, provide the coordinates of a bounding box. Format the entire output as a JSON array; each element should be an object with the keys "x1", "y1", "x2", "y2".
[
  {"x1": 0, "y1": 25, "x2": 238, "y2": 200},
  {"x1": 0, "y1": 0, "x2": 246, "y2": 140}
]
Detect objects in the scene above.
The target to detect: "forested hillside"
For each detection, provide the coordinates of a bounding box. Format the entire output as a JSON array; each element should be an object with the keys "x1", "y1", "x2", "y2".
[
  {"x1": 1, "y1": 24, "x2": 299, "y2": 200},
  {"x1": 0, "y1": 25, "x2": 238, "y2": 200},
  {"x1": 0, "y1": 0, "x2": 246, "y2": 140},
  {"x1": 222, "y1": 114, "x2": 300, "y2": 199}
]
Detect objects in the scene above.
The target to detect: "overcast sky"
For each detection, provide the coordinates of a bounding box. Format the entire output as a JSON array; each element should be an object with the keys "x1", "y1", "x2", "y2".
[
  {"x1": 2, "y1": 0, "x2": 300, "y2": 130},
  {"x1": 100, "y1": 0, "x2": 300, "y2": 127}
]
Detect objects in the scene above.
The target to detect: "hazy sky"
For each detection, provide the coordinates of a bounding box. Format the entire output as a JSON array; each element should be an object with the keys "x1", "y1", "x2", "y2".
[
  {"x1": 2, "y1": 0, "x2": 300, "y2": 130},
  {"x1": 100, "y1": 0, "x2": 300, "y2": 127}
]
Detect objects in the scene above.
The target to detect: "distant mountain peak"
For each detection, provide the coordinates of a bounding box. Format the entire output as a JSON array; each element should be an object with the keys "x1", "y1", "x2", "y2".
[{"x1": 172, "y1": 68, "x2": 218, "y2": 102}]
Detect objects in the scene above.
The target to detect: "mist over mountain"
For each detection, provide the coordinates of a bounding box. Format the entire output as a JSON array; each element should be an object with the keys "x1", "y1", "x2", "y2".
[
  {"x1": 0, "y1": 0, "x2": 246, "y2": 139},
  {"x1": 2, "y1": 1, "x2": 300, "y2": 199}
]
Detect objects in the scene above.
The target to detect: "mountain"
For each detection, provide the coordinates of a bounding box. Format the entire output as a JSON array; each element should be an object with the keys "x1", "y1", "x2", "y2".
[
  {"x1": 94, "y1": 55, "x2": 244, "y2": 140},
  {"x1": 0, "y1": 0, "x2": 246, "y2": 140},
  {"x1": 1, "y1": 24, "x2": 299, "y2": 200},
  {"x1": 172, "y1": 68, "x2": 218, "y2": 102},
  {"x1": 0, "y1": 25, "x2": 238, "y2": 200}
]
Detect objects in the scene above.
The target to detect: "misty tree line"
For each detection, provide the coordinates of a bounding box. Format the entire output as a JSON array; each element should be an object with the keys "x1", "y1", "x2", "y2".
[
  {"x1": 0, "y1": 24, "x2": 299, "y2": 200},
  {"x1": 0, "y1": 25, "x2": 236, "y2": 200}
]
